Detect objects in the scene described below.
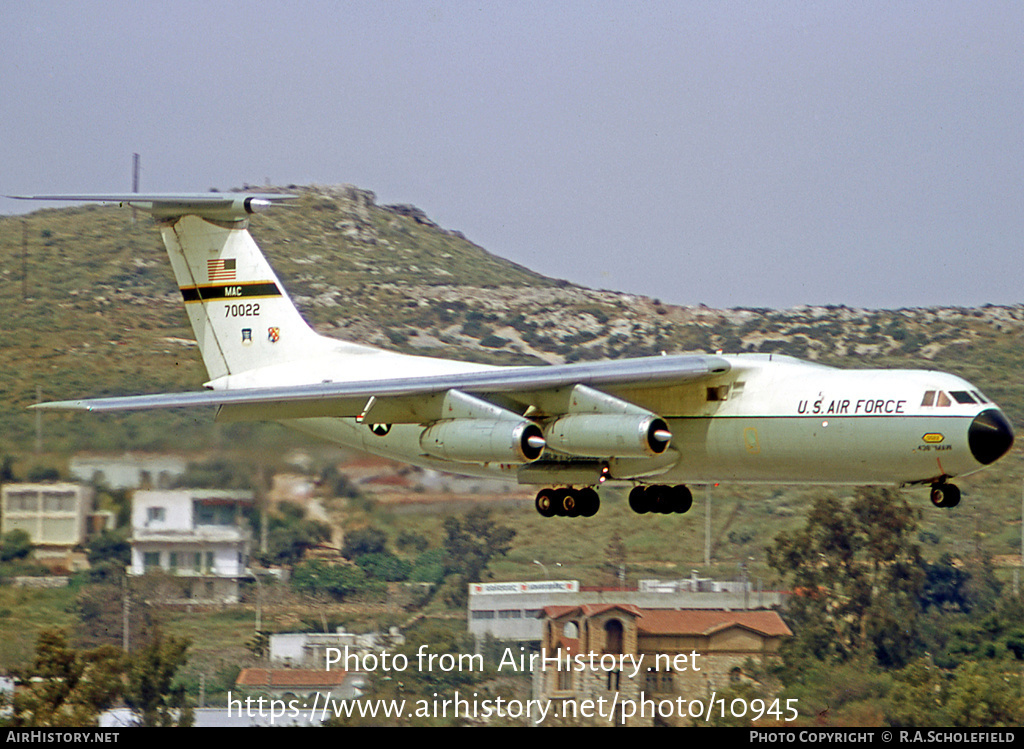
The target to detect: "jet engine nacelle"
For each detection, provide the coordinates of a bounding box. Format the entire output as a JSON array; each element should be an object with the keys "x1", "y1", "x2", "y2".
[
  {"x1": 420, "y1": 419, "x2": 545, "y2": 464},
  {"x1": 544, "y1": 414, "x2": 672, "y2": 458}
]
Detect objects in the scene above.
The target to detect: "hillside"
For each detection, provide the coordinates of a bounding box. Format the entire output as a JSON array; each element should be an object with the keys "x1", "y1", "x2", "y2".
[{"x1": 2, "y1": 184, "x2": 1022, "y2": 455}]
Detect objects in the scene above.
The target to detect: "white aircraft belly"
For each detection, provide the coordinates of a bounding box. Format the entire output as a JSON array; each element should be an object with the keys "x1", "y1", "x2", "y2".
[{"x1": 663, "y1": 413, "x2": 976, "y2": 485}]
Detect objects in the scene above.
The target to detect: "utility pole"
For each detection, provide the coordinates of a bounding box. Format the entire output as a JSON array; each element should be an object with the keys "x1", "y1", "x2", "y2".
[
  {"x1": 22, "y1": 220, "x2": 28, "y2": 300},
  {"x1": 131, "y1": 153, "x2": 140, "y2": 227},
  {"x1": 122, "y1": 572, "x2": 131, "y2": 653},
  {"x1": 704, "y1": 484, "x2": 712, "y2": 567},
  {"x1": 35, "y1": 385, "x2": 43, "y2": 454}
]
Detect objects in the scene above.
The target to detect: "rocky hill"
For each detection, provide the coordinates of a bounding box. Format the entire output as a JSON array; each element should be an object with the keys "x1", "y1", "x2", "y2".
[{"x1": 1, "y1": 184, "x2": 1021, "y2": 453}]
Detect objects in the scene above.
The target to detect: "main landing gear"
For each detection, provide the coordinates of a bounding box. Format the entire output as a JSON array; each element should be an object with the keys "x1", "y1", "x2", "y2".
[
  {"x1": 929, "y1": 481, "x2": 961, "y2": 509},
  {"x1": 535, "y1": 487, "x2": 600, "y2": 518},
  {"x1": 628, "y1": 484, "x2": 693, "y2": 515},
  {"x1": 533, "y1": 484, "x2": 697, "y2": 518}
]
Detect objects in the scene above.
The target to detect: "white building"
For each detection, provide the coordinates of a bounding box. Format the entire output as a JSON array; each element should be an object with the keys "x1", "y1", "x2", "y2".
[
  {"x1": 468, "y1": 579, "x2": 785, "y2": 642},
  {"x1": 1, "y1": 483, "x2": 94, "y2": 567},
  {"x1": 70, "y1": 453, "x2": 187, "y2": 490},
  {"x1": 130, "y1": 489, "x2": 253, "y2": 604},
  {"x1": 270, "y1": 627, "x2": 406, "y2": 669}
]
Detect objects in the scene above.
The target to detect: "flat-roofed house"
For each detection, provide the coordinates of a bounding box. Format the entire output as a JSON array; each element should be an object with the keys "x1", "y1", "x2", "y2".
[
  {"x1": 130, "y1": 489, "x2": 253, "y2": 604},
  {"x1": 1, "y1": 483, "x2": 94, "y2": 568}
]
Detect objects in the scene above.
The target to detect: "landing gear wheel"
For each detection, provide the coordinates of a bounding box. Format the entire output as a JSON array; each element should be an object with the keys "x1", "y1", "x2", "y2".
[
  {"x1": 578, "y1": 488, "x2": 600, "y2": 517},
  {"x1": 556, "y1": 488, "x2": 577, "y2": 517},
  {"x1": 671, "y1": 485, "x2": 693, "y2": 514},
  {"x1": 930, "y1": 483, "x2": 961, "y2": 509},
  {"x1": 629, "y1": 486, "x2": 650, "y2": 514},
  {"x1": 650, "y1": 485, "x2": 674, "y2": 514},
  {"x1": 535, "y1": 488, "x2": 557, "y2": 517},
  {"x1": 536, "y1": 487, "x2": 602, "y2": 518},
  {"x1": 629, "y1": 484, "x2": 693, "y2": 514}
]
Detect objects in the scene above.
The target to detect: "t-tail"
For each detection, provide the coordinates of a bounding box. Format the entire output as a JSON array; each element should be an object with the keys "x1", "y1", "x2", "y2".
[
  {"x1": 161, "y1": 209, "x2": 333, "y2": 381},
  {"x1": 11, "y1": 193, "x2": 363, "y2": 385}
]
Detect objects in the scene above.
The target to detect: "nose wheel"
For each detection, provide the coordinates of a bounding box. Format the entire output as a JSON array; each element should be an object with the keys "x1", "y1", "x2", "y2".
[{"x1": 930, "y1": 482, "x2": 961, "y2": 509}]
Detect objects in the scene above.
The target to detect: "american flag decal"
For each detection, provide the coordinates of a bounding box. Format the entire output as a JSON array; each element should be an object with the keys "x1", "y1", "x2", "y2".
[{"x1": 207, "y1": 258, "x2": 236, "y2": 282}]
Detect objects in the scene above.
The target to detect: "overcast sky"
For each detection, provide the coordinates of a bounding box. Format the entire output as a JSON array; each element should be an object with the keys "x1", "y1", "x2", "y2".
[{"x1": 2, "y1": 1, "x2": 1020, "y2": 309}]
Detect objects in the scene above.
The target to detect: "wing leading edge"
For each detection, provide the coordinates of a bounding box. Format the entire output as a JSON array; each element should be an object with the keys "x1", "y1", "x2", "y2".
[{"x1": 32, "y1": 354, "x2": 730, "y2": 422}]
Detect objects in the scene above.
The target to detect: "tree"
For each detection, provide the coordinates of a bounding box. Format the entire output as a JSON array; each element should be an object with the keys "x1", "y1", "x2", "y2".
[
  {"x1": 123, "y1": 628, "x2": 193, "y2": 727},
  {"x1": 341, "y1": 526, "x2": 388, "y2": 559},
  {"x1": 356, "y1": 552, "x2": 412, "y2": 582},
  {"x1": 84, "y1": 530, "x2": 131, "y2": 581},
  {"x1": 255, "y1": 501, "x2": 332, "y2": 565},
  {"x1": 11, "y1": 629, "x2": 123, "y2": 727},
  {"x1": 0, "y1": 529, "x2": 32, "y2": 562},
  {"x1": 768, "y1": 488, "x2": 924, "y2": 668},
  {"x1": 172, "y1": 458, "x2": 252, "y2": 490},
  {"x1": 396, "y1": 530, "x2": 429, "y2": 553},
  {"x1": 410, "y1": 547, "x2": 447, "y2": 584},
  {"x1": 887, "y1": 659, "x2": 1023, "y2": 727},
  {"x1": 920, "y1": 553, "x2": 972, "y2": 612},
  {"x1": 441, "y1": 507, "x2": 515, "y2": 606},
  {"x1": 291, "y1": 559, "x2": 381, "y2": 600},
  {"x1": 0, "y1": 455, "x2": 15, "y2": 482}
]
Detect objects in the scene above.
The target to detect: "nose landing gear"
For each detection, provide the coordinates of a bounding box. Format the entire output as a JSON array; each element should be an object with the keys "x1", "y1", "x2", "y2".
[{"x1": 930, "y1": 482, "x2": 961, "y2": 509}]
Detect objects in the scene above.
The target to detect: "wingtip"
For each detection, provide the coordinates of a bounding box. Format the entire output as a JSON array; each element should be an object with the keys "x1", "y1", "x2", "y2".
[{"x1": 29, "y1": 400, "x2": 91, "y2": 412}]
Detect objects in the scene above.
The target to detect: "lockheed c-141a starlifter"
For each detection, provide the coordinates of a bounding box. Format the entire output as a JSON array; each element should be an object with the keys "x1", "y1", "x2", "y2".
[{"x1": 15, "y1": 192, "x2": 1014, "y2": 517}]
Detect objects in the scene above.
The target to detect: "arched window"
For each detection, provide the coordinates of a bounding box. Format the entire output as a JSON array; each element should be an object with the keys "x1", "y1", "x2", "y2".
[{"x1": 604, "y1": 619, "x2": 624, "y2": 653}]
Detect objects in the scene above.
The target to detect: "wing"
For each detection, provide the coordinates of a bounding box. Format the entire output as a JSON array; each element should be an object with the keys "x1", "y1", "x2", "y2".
[{"x1": 33, "y1": 354, "x2": 730, "y2": 423}]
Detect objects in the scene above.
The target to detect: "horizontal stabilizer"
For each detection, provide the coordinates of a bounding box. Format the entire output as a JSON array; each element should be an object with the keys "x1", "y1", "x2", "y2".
[{"x1": 9, "y1": 193, "x2": 296, "y2": 221}]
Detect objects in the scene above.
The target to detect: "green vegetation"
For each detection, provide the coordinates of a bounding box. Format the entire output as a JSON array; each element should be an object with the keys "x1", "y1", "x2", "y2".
[
  {"x1": 439, "y1": 507, "x2": 516, "y2": 607},
  {"x1": 7, "y1": 627, "x2": 191, "y2": 727},
  {"x1": 767, "y1": 490, "x2": 1024, "y2": 726},
  {"x1": 255, "y1": 501, "x2": 332, "y2": 566},
  {"x1": 0, "y1": 530, "x2": 32, "y2": 563},
  {"x1": 287, "y1": 507, "x2": 515, "y2": 606}
]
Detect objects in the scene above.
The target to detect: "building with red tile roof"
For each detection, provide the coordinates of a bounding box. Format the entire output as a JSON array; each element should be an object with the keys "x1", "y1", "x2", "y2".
[
  {"x1": 235, "y1": 668, "x2": 365, "y2": 702},
  {"x1": 535, "y1": 605, "x2": 792, "y2": 726}
]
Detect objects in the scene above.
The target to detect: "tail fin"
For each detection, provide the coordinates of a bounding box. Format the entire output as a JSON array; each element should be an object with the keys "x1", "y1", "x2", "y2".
[
  {"x1": 11, "y1": 193, "x2": 344, "y2": 382},
  {"x1": 161, "y1": 213, "x2": 331, "y2": 380}
]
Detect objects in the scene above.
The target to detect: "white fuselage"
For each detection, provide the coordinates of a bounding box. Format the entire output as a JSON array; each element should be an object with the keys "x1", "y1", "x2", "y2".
[{"x1": 246, "y1": 353, "x2": 1003, "y2": 489}]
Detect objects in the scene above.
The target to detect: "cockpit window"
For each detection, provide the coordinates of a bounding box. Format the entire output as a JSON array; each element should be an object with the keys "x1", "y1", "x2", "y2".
[
  {"x1": 922, "y1": 391, "x2": 958, "y2": 407},
  {"x1": 971, "y1": 390, "x2": 990, "y2": 403}
]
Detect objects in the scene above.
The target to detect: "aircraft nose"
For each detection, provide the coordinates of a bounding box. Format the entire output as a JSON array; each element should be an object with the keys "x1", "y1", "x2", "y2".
[{"x1": 969, "y1": 409, "x2": 1014, "y2": 465}]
